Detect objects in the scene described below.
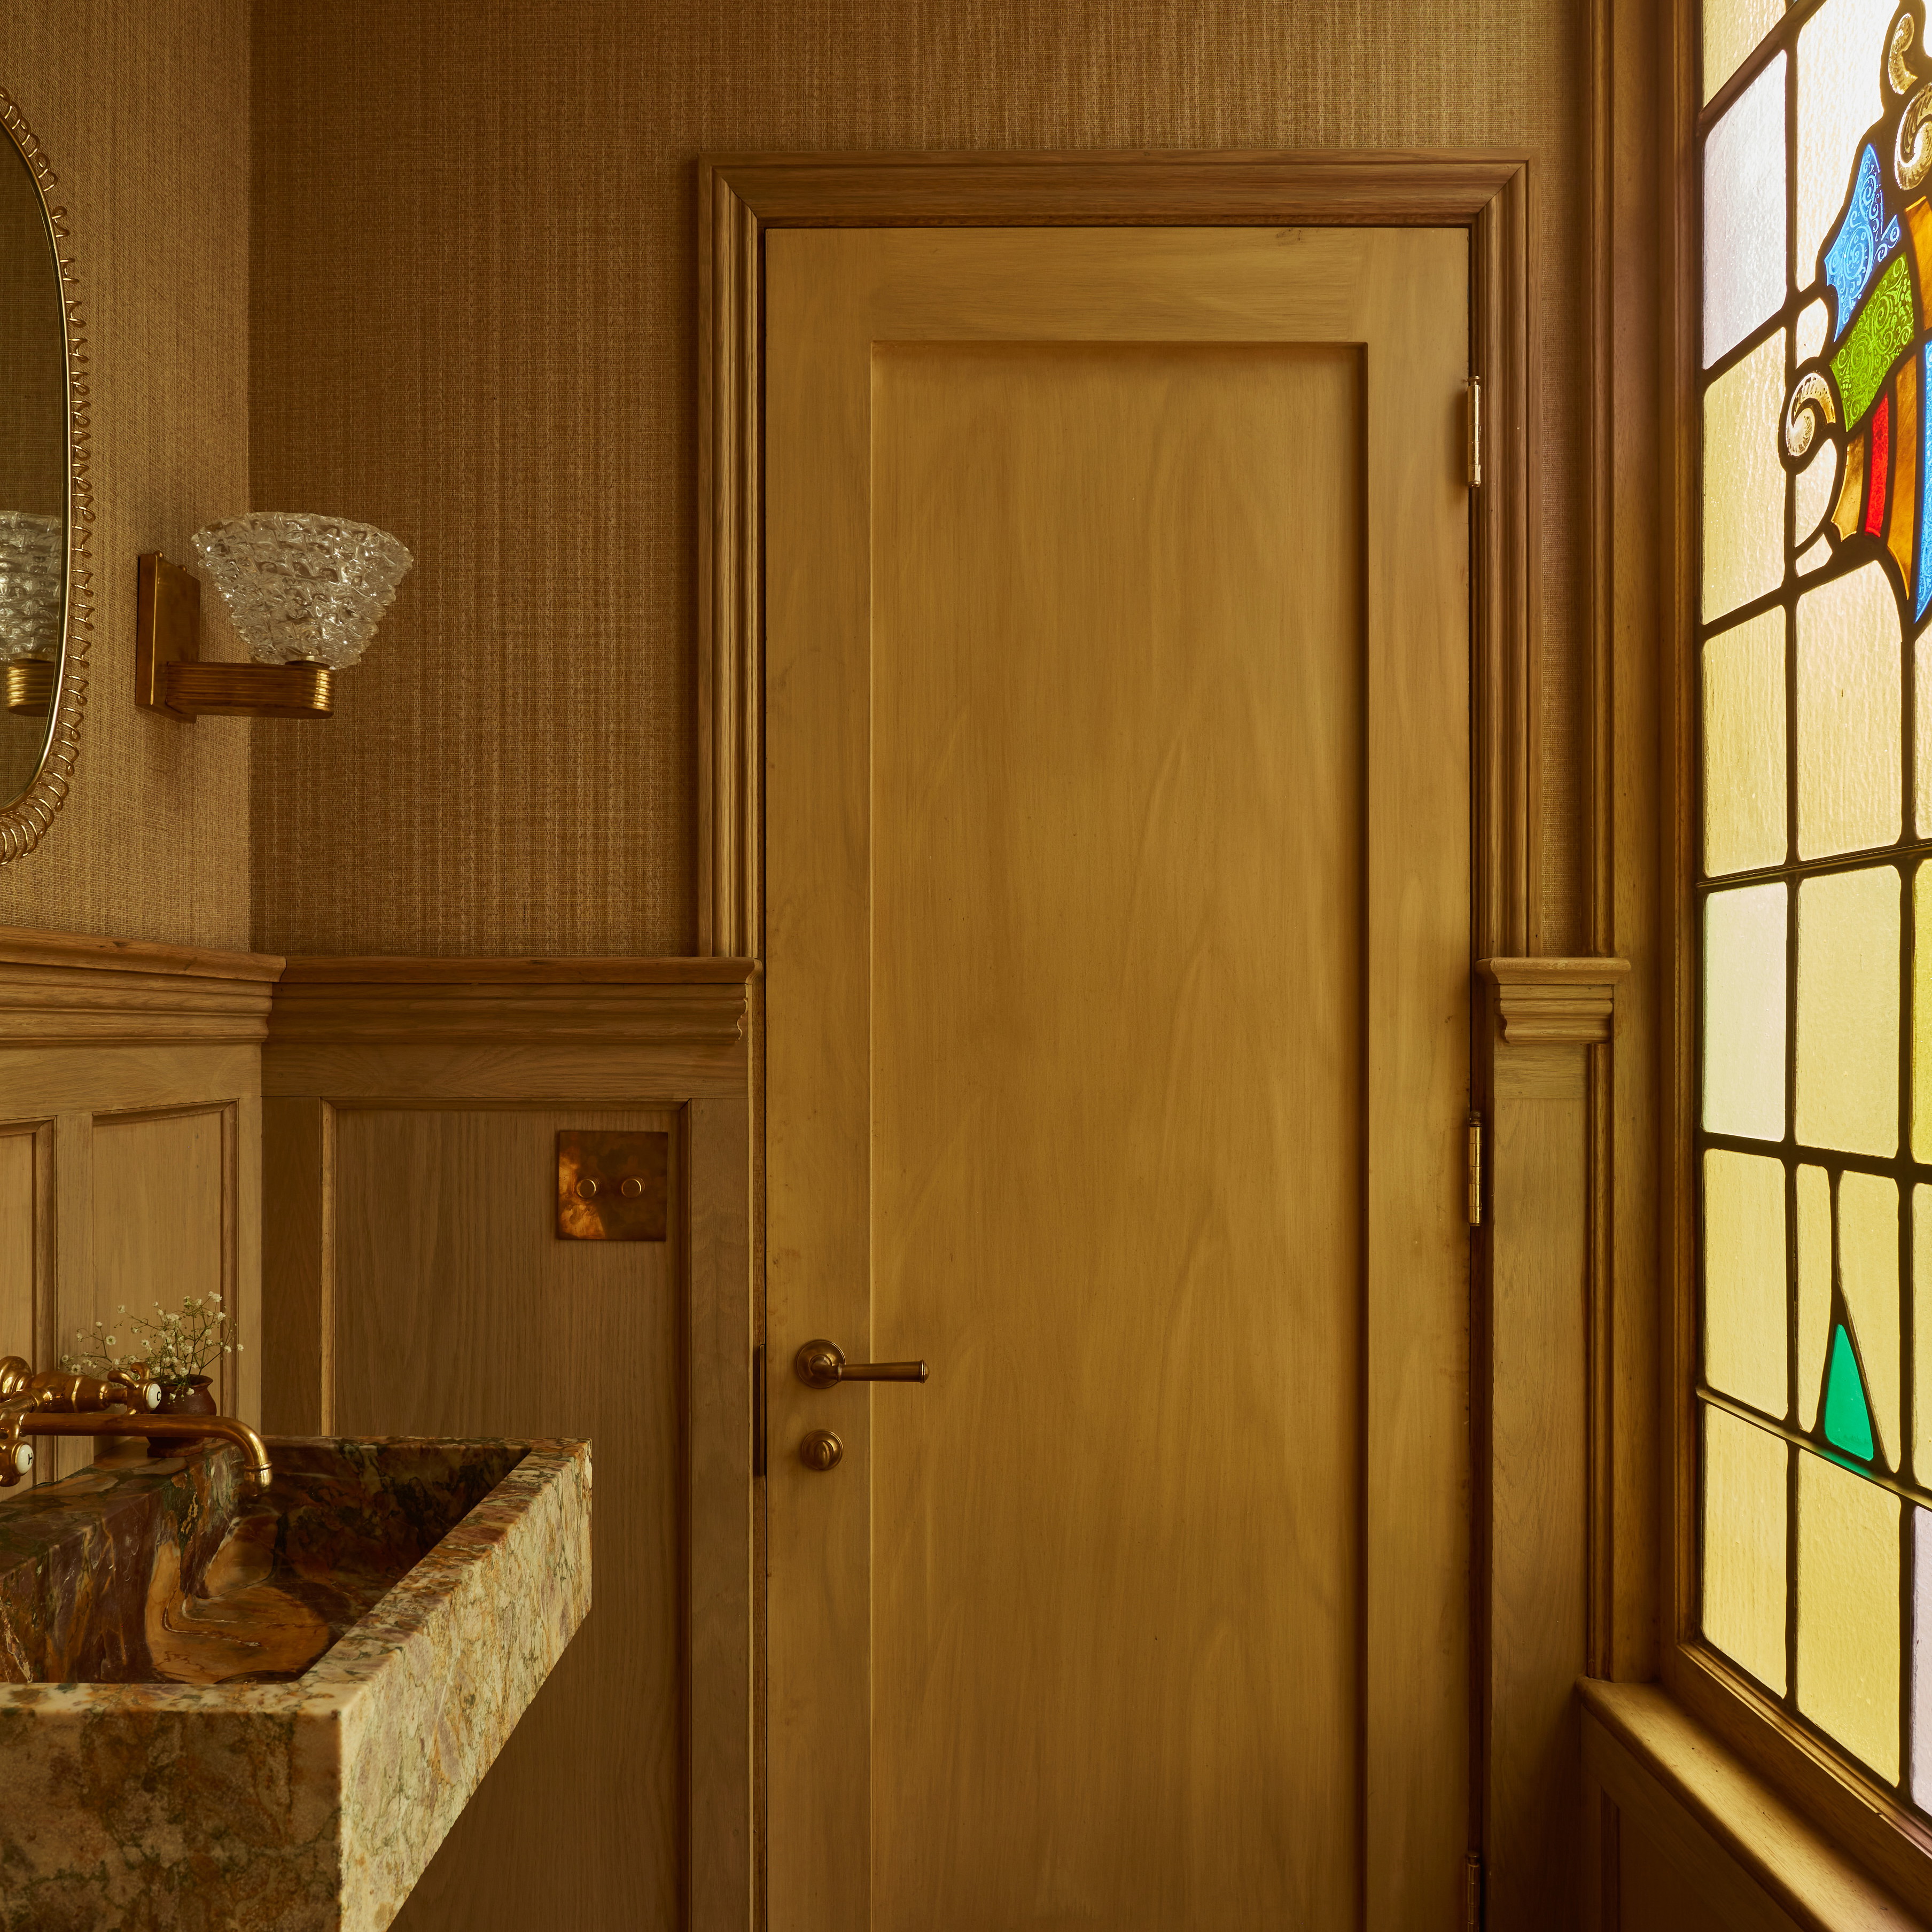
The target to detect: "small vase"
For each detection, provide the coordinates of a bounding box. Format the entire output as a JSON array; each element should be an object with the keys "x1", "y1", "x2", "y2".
[{"x1": 148, "y1": 1375, "x2": 217, "y2": 1456}]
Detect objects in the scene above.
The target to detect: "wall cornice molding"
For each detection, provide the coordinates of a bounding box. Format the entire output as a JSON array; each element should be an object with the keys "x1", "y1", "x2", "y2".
[
  {"x1": 0, "y1": 923, "x2": 282, "y2": 1046},
  {"x1": 268, "y1": 956, "x2": 755, "y2": 1047}
]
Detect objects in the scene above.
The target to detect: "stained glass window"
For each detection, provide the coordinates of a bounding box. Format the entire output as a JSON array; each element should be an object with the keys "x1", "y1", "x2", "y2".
[{"x1": 1697, "y1": 0, "x2": 1932, "y2": 1810}]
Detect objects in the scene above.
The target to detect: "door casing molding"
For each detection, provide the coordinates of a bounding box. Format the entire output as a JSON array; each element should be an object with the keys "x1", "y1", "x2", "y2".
[{"x1": 696, "y1": 148, "x2": 1545, "y2": 1931}]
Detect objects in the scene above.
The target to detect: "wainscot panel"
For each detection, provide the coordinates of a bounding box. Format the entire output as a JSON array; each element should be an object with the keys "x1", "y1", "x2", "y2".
[
  {"x1": 263, "y1": 956, "x2": 755, "y2": 1932},
  {"x1": 0, "y1": 922, "x2": 277, "y2": 1481}
]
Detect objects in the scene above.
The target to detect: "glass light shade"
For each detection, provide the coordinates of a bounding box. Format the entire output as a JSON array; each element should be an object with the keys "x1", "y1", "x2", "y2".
[
  {"x1": 0, "y1": 509, "x2": 63, "y2": 663},
  {"x1": 192, "y1": 512, "x2": 414, "y2": 669}
]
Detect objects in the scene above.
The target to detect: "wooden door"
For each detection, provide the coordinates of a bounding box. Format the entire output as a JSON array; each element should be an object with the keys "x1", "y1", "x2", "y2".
[{"x1": 765, "y1": 227, "x2": 1470, "y2": 1930}]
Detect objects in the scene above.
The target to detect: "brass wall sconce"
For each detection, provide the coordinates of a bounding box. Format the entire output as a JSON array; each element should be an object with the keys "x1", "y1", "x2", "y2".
[{"x1": 137, "y1": 512, "x2": 413, "y2": 721}]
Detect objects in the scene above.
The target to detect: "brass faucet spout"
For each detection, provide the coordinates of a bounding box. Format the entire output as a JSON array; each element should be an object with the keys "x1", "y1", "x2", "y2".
[{"x1": 17, "y1": 1411, "x2": 273, "y2": 1491}]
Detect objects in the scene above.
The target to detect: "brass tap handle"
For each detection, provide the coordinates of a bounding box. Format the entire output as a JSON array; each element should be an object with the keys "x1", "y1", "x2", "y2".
[
  {"x1": 0, "y1": 1357, "x2": 160, "y2": 1414},
  {"x1": 794, "y1": 1339, "x2": 930, "y2": 1390}
]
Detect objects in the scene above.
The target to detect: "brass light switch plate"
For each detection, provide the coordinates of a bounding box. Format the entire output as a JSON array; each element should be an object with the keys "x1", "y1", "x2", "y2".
[{"x1": 556, "y1": 1131, "x2": 668, "y2": 1241}]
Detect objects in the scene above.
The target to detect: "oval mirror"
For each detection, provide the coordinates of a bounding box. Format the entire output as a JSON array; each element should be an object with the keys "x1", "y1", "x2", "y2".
[{"x1": 0, "y1": 88, "x2": 85, "y2": 864}]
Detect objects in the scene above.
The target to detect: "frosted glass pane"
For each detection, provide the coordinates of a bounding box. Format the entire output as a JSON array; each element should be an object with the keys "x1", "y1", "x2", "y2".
[
  {"x1": 1798, "y1": 0, "x2": 1898, "y2": 281},
  {"x1": 1918, "y1": 865, "x2": 1932, "y2": 1159},
  {"x1": 1705, "y1": 1150, "x2": 1790, "y2": 1415},
  {"x1": 1704, "y1": 332, "x2": 1789, "y2": 621},
  {"x1": 1796, "y1": 867, "x2": 1900, "y2": 1155},
  {"x1": 1917, "y1": 1188, "x2": 1932, "y2": 1481},
  {"x1": 1918, "y1": 634, "x2": 1932, "y2": 838},
  {"x1": 1796, "y1": 440, "x2": 1841, "y2": 548},
  {"x1": 1707, "y1": 0, "x2": 1787, "y2": 100},
  {"x1": 1799, "y1": 1163, "x2": 1832, "y2": 1430},
  {"x1": 1797, "y1": 1447, "x2": 1900, "y2": 1779},
  {"x1": 1703, "y1": 1406, "x2": 1789, "y2": 1693},
  {"x1": 1840, "y1": 1172, "x2": 1901, "y2": 1466},
  {"x1": 1914, "y1": 1510, "x2": 1932, "y2": 1802},
  {"x1": 1797, "y1": 563, "x2": 1902, "y2": 857},
  {"x1": 1705, "y1": 883, "x2": 1789, "y2": 1138},
  {"x1": 1707, "y1": 57, "x2": 1789, "y2": 367},
  {"x1": 1797, "y1": 297, "x2": 1828, "y2": 365},
  {"x1": 1705, "y1": 611, "x2": 1787, "y2": 874}
]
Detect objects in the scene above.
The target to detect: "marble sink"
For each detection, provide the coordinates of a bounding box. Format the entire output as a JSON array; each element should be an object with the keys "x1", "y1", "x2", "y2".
[{"x1": 0, "y1": 1434, "x2": 591, "y2": 1931}]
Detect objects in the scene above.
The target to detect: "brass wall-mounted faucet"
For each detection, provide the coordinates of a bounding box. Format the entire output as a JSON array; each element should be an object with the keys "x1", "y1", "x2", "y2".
[{"x1": 0, "y1": 1357, "x2": 272, "y2": 1491}]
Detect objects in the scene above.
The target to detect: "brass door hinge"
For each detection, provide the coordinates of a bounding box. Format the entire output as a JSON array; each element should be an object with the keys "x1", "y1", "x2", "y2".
[
  {"x1": 1465, "y1": 1851, "x2": 1484, "y2": 1931},
  {"x1": 1466, "y1": 1112, "x2": 1484, "y2": 1228},
  {"x1": 1466, "y1": 377, "x2": 1483, "y2": 487}
]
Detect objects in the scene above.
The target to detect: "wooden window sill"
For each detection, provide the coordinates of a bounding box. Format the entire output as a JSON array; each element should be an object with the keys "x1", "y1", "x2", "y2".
[{"x1": 1579, "y1": 1679, "x2": 1927, "y2": 1930}]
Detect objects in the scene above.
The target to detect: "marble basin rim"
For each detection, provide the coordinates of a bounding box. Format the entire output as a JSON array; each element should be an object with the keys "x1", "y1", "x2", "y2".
[{"x1": 0, "y1": 1432, "x2": 593, "y2": 1932}]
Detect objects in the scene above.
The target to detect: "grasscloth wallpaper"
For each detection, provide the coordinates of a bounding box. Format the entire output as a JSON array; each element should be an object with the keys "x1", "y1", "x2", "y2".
[
  {"x1": 249, "y1": 0, "x2": 1584, "y2": 958},
  {"x1": 0, "y1": 0, "x2": 253, "y2": 949}
]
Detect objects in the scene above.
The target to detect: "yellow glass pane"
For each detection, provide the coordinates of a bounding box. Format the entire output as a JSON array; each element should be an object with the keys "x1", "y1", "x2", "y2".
[
  {"x1": 1798, "y1": 1163, "x2": 1831, "y2": 1429},
  {"x1": 1798, "y1": 0, "x2": 1897, "y2": 278},
  {"x1": 1918, "y1": 865, "x2": 1932, "y2": 1159},
  {"x1": 1702, "y1": 1406, "x2": 1788, "y2": 1693},
  {"x1": 1704, "y1": 611, "x2": 1787, "y2": 875},
  {"x1": 1705, "y1": 883, "x2": 1788, "y2": 1138},
  {"x1": 1796, "y1": 867, "x2": 1900, "y2": 1156},
  {"x1": 1705, "y1": 56, "x2": 1788, "y2": 367},
  {"x1": 1796, "y1": 441, "x2": 1841, "y2": 550},
  {"x1": 1917, "y1": 1189, "x2": 1932, "y2": 1483},
  {"x1": 1797, "y1": 1447, "x2": 1900, "y2": 1779},
  {"x1": 1919, "y1": 636, "x2": 1932, "y2": 839},
  {"x1": 1704, "y1": 331, "x2": 1789, "y2": 622},
  {"x1": 1707, "y1": 0, "x2": 1787, "y2": 100},
  {"x1": 1797, "y1": 564, "x2": 1902, "y2": 857},
  {"x1": 1704, "y1": 1150, "x2": 1789, "y2": 1415},
  {"x1": 1839, "y1": 1172, "x2": 1900, "y2": 1466}
]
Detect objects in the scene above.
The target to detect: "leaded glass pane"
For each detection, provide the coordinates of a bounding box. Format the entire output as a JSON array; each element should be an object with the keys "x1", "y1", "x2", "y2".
[
  {"x1": 1704, "y1": 883, "x2": 1788, "y2": 1138},
  {"x1": 1795, "y1": 867, "x2": 1899, "y2": 1156},
  {"x1": 1702, "y1": 1406, "x2": 1789, "y2": 1693},
  {"x1": 1705, "y1": 1149, "x2": 1790, "y2": 1415},
  {"x1": 1840, "y1": 1171, "x2": 1902, "y2": 1466},
  {"x1": 1707, "y1": 56, "x2": 1790, "y2": 366},
  {"x1": 1707, "y1": 0, "x2": 1787, "y2": 102},
  {"x1": 1798, "y1": 1164, "x2": 1832, "y2": 1430},
  {"x1": 1703, "y1": 331, "x2": 1789, "y2": 620},
  {"x1": 1796, "y1": 563, "x2": 1901, "y2": 856},
  {"x1": 1797, "y1": 1448, "x2": 1901, "y2": 1780},
  {"x1": 1704, "y1": 610, "x2": 1787, "y2": 874}
]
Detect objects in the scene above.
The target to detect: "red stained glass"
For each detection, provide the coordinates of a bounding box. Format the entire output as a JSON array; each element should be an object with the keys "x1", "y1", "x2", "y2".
[{"x1": 1866, "y1": 392, "x2": 1891, "y2": 537}]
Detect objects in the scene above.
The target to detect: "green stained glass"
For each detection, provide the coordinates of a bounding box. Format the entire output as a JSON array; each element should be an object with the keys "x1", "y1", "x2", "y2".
[
  {"x1": 1830, "y1": 252, "x2": 1914, "y2": 432},
  {"x1": 1824, "y1": 1321, "x2": 1878, "y2": 1461}
]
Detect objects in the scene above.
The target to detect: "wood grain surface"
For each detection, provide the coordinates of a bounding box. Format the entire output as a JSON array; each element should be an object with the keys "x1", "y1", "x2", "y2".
[{"x1": 766, "y1": 223, "x2": 1469, "y2": 1929}]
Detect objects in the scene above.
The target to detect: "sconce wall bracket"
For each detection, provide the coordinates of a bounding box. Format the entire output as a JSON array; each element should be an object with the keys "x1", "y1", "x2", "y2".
[{"x1": 136, "y1": 552, "x2": 333, "y2": 720}]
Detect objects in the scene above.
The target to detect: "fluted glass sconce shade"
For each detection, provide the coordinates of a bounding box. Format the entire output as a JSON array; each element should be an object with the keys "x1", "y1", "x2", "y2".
[
  {"x1": 0, "y1": 512, "x2": 64, "y2": 719},
  {"x1": 192, "y1": 513, "x2": 414, "y2": 669}
]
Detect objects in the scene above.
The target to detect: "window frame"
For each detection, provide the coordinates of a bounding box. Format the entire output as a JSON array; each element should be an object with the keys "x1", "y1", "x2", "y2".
[{"x1": 1670, "y1": 0, "x2": 1932, "y2": 1906}]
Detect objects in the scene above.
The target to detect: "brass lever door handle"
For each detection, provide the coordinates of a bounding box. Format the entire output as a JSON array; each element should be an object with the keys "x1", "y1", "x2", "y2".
[{"x1": 794, "y1": 1339, "x2": 930, "y2": 1390}]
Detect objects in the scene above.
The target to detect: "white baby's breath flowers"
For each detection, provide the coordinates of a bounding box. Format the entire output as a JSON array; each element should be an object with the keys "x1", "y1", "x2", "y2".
[{"x1": 60, "y1": 1290, "x2": 235, "y2": 1392}]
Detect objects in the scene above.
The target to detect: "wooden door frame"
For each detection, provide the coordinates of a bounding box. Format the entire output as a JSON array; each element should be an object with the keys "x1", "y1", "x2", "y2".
[{"x1": 695, "y1": 148, "x2": 1577, "y2": 1931}]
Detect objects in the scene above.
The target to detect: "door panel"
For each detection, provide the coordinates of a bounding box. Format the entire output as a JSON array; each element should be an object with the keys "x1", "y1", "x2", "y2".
[{"x1": 766, "y1": 227, "x2": 1470, "y2": 1930}]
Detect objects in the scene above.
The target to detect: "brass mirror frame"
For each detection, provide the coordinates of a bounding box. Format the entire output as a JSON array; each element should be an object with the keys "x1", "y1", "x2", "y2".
[{"x1": 0, "y1": 85, "x2": 88, "y2": 867}]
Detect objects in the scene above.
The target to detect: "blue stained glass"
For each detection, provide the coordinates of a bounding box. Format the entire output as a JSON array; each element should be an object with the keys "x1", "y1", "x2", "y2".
[
  {"x1": 1825, "y1": 145, "x2": 1896, "y2": 340},
  {"x1": 1919, "y1": 339, "x2": 1932, "y2": 619}
]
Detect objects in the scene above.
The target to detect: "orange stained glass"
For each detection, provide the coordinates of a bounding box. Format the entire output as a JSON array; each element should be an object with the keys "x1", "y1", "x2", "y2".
[
  {"x1": 1838, "y1": 1171, "x2": 1901, "y2": 1467},
  {"x1": 1797, "y1": 1447, "x2": 1902, "y2": 1781},
  {"x1": 1796, "y1": 563, "x2": 1902, "y2": 859},
  {"x1": 1704, "y1": 610, "x2": 1787, "y2": 876},
  {"x1": 1797, "y1": 1164, "x2": 1832, "y2": 1430},
  {"x1": 1703, "y1": 331, "x2": 1789, "y2": 621},
  {"x1": 1795, "y1": 867, "x2": 1900, "y2": 1157},
  {"x1": 1703, "y1": 1150, "x2": 1790, "y2": 1417},
  {"x1": 1702, "y1": 1406, "x2": 1789, "y2": 1694}
]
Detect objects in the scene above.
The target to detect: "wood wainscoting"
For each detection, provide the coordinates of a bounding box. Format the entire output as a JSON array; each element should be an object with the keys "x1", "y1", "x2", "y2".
[
  {"x1": 0, "y1": 923, "x2": 279, "y2": 1478},
  {"x1": 262, "y1": 955, "x2": 755, "y2": 1932}
]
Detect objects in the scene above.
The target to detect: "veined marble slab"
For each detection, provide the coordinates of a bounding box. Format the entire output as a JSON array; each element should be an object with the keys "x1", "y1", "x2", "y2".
[{"x1": 0, "y1": 1435, "x2": 591, "y2": 1932}]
